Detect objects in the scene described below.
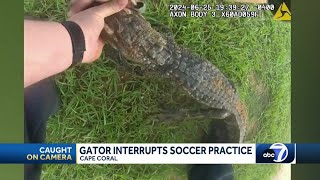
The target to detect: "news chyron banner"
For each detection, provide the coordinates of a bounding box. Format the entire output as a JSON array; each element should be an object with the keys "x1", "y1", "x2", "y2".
[
  {"x1": 77, "y1": 143, "x2": 255, "y2": 164},
  {"x1": 0, "y1": 143, "x2": 319, "y2": 164}
]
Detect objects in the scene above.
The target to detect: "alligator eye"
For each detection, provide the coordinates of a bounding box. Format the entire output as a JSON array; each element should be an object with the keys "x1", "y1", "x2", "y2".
[{"x1": 134, "y1": 2, "x2": 144, "y2": 9}]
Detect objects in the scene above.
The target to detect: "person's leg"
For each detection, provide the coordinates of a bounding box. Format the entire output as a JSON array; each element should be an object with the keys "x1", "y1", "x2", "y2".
[
  {"x1": 189, "y1": 164, "x2": 234, "y2": 180},
  {"x1": 24, "y1": 77, "x2": 60, "y2": 180},
  {"x1": 188, "y1": 120, "x2": 237, "y2": 180}
]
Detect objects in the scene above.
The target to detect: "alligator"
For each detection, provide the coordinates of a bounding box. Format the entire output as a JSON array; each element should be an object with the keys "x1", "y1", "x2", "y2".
[{"x1": 96, "y1": 1, "x2": 247, "y2": 143}]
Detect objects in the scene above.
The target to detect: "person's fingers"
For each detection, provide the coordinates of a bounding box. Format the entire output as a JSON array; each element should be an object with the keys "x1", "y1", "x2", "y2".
[
  {"x1": 91, "y1": 0, "x2": 128, "y2": 18},
  {"x1": 68, "y1": 0, "x2": 109, "y2": 17},
  {"x1": 68, "y1": 0, "x2": 92, "y2": 17}
]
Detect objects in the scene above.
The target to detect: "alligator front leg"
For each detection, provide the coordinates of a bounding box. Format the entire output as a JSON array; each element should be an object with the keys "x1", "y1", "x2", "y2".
[{"x1": 104, "y1": 45, "x2": 146, "y2": 76}]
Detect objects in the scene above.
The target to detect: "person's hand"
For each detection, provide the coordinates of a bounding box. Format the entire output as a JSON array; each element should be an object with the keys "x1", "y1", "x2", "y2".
[{"x1": 67, "y1": 0, "x2": 128, "y2": 63}]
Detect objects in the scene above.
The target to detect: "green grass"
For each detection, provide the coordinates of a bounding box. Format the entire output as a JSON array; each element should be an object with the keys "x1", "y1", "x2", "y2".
[{"x1": 24, "y1": 0, "x2": 291, "y2": 179}]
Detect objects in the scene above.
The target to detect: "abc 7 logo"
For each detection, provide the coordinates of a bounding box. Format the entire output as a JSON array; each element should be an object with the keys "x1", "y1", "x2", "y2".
[
  {"x1": 262, "y1": 149, "x2": 276, "y2": 162},
  {"x1": 262, "y1": 143, "x2": 289, "y2": 163}
]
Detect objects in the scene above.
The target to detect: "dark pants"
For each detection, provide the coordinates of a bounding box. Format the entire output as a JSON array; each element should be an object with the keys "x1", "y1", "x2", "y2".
[
  {"x1": 24, "y1": 78, "x2": 234, "y2": 180},
  {"x1": 24, "y1": 78, "x2": 60, "y2": 180},
  {"x1": 188, "y1": 120, "x2": 235, "y2": 180}
]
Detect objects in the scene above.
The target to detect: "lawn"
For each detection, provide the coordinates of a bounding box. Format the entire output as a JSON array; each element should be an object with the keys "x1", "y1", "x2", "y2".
[{"x1": 24, "y1": 0, "x2": 291, "y2": 179}]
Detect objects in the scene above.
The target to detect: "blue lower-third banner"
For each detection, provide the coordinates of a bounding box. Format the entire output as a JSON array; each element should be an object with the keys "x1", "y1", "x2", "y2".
[
  {"x1": 0, "y1": 144, "x2": 76, "y2": 164},
  {"x1": 0, "y1": 143, "x2": 319, "y2": 164}
]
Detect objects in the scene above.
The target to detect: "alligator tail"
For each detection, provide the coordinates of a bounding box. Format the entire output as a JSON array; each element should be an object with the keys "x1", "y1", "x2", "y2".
[{"x1": 164, "y1": 47, "x2": 247, "y2": 143}]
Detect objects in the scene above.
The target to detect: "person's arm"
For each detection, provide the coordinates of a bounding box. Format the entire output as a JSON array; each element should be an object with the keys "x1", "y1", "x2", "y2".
[
  {"x1": 24, "y1": 21, "x2": 73, "y2": 87},
  {"x1": 24, "y1": 0, "x2": 128, "y2": 88}
]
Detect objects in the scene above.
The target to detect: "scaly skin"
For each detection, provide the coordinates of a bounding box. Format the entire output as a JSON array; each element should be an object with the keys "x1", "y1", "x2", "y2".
[{"x1": 101, "y1": 9, "x2": 247, "y2": 143}]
